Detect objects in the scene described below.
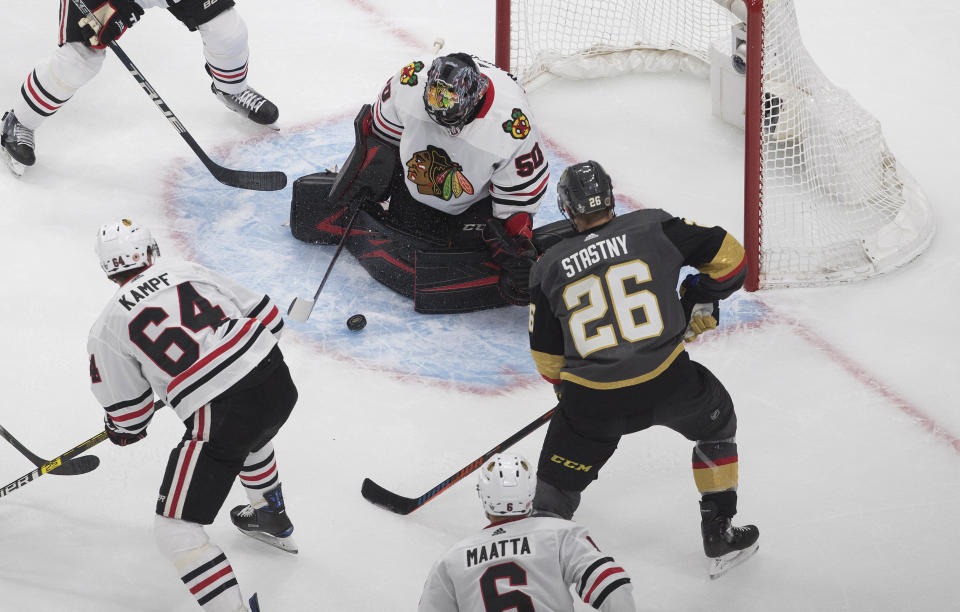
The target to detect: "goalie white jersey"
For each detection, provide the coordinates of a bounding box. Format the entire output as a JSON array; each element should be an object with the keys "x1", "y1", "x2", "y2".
[
  {"x1": 87, "y1": 259, "x2": 284, "y2": 430},
  {"x1": 418, "y1": 515, "x2": 636, "y2": 612},
  {"x1": 371, "y1": 57, "x2": 549, "y2": 220}
]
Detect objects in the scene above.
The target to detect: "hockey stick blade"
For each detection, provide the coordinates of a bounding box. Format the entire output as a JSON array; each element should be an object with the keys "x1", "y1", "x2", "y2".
[
  {"x1": 361, "y1": 478, "x2": 420, "y2": 515},
  {"x1": 0, "y1": 425, "x2": 100, "y2": 476},
  {"x1": 286, "y1": 297, "x2": 316, "y2": 323},
  {"x1": 205, "y1": 156, "x2": 287, "y2": 192},
  {"x1": 0, "y1": 431, "x2": 107, "y2": 500},
  {"x1": 361, "y1": 407, "x2": 556, "y2": 515}
]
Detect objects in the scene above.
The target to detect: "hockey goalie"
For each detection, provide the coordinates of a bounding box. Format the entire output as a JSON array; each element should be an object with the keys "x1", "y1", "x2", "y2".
[{"x1": 288, "y1": 52, "x2": 566, "y2": 314}]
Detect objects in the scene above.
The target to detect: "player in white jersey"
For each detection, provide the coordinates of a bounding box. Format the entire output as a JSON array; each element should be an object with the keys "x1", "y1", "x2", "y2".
[
  {"x1": 418, "y1": 454, "x2": 636, "y2": 612},
  {"x1": 87, "y1": 219, "x2": 298, "y2": 612},
  {"x1": 1, "y1": 0, "x2": 278, "y2": 176},
  {"x1": 289, "y1": 53, "x2": 548, "y2": 308}
]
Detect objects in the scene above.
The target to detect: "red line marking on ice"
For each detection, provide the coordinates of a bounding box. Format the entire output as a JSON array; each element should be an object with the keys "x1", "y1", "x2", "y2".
[
  {"x1": 771, "y1": 304, "x2": 960, "y2": 455},
  {"x1": 346, "y1": 0, "x2": 432, "y2": 53}
]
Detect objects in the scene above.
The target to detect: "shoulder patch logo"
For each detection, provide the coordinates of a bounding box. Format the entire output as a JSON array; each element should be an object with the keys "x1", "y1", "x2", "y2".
[
  {"x1": 502, "y1": 108, "x2": 531, "y2": 139},
  {"x1": 406, "y1": 145, "x2": 474, "y2": 201},
  {"x1": 400, "y1": 61, "x2": 425, "y2": 86}
]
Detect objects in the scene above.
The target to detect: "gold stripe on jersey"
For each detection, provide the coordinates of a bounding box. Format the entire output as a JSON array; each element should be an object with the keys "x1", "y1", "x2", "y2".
[
  {"x1": 531, "y1": 350, "x2": 566, "y2": 381},
  {"x1": 559, "y1": 343, "x2": 685, "y2": 390},
  {"x1": 699, "y1": 234, "x2": 746, "y2": 282}
]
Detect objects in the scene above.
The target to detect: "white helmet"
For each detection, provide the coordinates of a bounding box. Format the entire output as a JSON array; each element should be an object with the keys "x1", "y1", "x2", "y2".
[
  {"x1": 95, "y1": 219, "x2": 159, "y2": 277},
  {"x1": 477, "y1": 453, "x2": 535, "y2": 517}
]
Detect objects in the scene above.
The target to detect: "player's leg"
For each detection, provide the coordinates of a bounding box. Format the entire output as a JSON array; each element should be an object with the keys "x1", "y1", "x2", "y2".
[
  {"x1": 167, "y1": 1, "x2": 278, "y2": 125},
  {"x1": 532, "y1": 388, "x2": 621, "y2": 519},
  {"x1": 3, "y1": 42, "x2": 105, "y2": 170},
  {"x1": 214, "y1": 347, "x2": 299, "y2": 552},
  {"x1": 155, "y1": 405, "x2": 251, "y2": 611},
  {"x1": 652, "y1": 357, "x2": 758, "y2": 561}
]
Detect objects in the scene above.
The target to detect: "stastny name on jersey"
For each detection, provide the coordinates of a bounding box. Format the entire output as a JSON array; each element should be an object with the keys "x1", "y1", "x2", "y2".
[
  {"x1": 561, "y1": 234, "x2": 629, "y2": 278},
  {"x1": 465, "y1": 536, "x2": 534, "y2": 568},
  {"x1": 118, "y1": 273, "x2": 172, "y2": 311}
]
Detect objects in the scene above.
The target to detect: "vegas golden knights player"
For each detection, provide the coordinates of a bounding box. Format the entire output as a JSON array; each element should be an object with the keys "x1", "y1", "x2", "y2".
[{"x1": 527, "y1": 161, "x2": 759, "y2": 578}]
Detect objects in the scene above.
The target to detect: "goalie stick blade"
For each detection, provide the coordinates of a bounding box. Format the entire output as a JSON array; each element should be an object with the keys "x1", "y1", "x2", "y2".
[
  {"x1": 286, "y1": 297, "x2": 316, "y2": 323},
  {"x1": 360, "y1": 478, "x2": 420, "y2": 515},
  {"x1": 47, "y1": 454, "x2": 101, "y2": 476}
]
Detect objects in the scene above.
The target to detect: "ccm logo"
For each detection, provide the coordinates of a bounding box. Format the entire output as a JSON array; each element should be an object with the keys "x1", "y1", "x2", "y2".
[
  {"x1": 203, "y1": 0, "x2": 219, "y2": 8},
  {"x1": 550, "y1": 455, "x2": 592, "y2": 472}
]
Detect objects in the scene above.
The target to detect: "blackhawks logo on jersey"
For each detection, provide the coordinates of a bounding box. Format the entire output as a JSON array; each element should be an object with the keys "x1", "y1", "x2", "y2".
[
  {"x1": 400, "y1": 61, "x2": 425, "y2": 86},
  {"x1": 406, "y1": 145, "x2": 474, "y2": 201},
  {"x1": 502, "y1": 108, "x2": 531, "y2": 139}
]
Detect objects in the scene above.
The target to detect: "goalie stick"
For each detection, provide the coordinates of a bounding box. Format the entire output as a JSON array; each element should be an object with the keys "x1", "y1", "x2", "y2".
[
  {"x1": 67, "y1": 0, "x2": 287, "y2": 192},
  {"x1": 0, "y1": 431, "x2": 107, "y2": 500},
  {"x1": 361, "y1": 406, "x2": 555, "y2": 515},
  {"x1": 287, "y1": 203, "x2": 363, "y2": 322},
  {"x1": 0, "y1": 424, "x2": 100, "y2": 476}
]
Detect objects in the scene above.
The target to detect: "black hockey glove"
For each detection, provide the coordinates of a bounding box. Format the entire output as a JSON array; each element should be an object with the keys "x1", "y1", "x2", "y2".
[
  {"x1": 79, "y1": 0, "x2": 144, "y2": 49},
  {"x1": 679, "y1": 274, "x2": 720, "y2": 342},
  {"x1": 483, "y1": 214, "x2": 537, "y2": 306},
  {"x1": 104, "y1": 421, "x2": 147, "y2": 447}
]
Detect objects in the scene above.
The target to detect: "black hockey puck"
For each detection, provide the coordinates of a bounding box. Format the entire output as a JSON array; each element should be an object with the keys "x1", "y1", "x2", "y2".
[{"x1": 346, "y1": 314, "x2": 367, "y2": 331}]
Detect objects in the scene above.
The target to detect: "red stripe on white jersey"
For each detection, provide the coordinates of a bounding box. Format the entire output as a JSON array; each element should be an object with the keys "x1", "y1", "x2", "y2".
[
  {"x1": 584, "y1": 566, "x2": 627, "y2": 603},
  {"x1": 168, "y1": 319, "x2": 258, "y2": 393}
]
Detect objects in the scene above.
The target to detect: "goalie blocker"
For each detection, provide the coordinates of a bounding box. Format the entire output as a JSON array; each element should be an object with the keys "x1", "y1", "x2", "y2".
[{"x1": 289, "y1": 107, "x2": 571, "y2": 314}]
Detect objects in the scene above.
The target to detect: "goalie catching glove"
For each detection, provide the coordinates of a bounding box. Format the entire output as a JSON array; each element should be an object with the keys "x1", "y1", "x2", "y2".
[
  {"x1": 483, "y1": 212, "x2": 537, "y2": 306},
  {"x1": 78, "y1": 0, "x2": 144, "y2": 49},
  {"x1": 680, "y1": 273, "x2": 720, "y2": 342}
]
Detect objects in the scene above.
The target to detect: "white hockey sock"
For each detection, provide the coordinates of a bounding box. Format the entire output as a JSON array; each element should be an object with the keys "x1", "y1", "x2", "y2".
[
  {"x1": 155, "y1": 516, "x2": 247, "y2": 612},
  {"x1": 13, "y1": 43, "x2": 105, "y2": 130},
  {"x1": 240, "y1": 442, "x2": 280, "y2": 505},
  {"x1": 198, "y1": 8, "x2": 250, "y2": 95}
]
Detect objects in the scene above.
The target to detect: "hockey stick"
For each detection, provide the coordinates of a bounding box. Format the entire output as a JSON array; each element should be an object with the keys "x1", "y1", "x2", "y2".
[
  {"x1": 0, "y1": 431, "x2": 108, "y2": 500},
  {"x1": 287, "y1": 204, "x2": 363, "y2": 322},
  {"x1": 0, "y1": 424, "x2": 100, "y2": 476},
  {"x1": 67, "y1": 0, "x2": 287, "y2": 192},
  {"x1": 361, "y1": 406, "x2": 556, "y2": 515}
]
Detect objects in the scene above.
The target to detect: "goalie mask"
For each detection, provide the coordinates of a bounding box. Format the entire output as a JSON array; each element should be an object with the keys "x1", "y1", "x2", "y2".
[
  {"x1": 423, "y1": 53, "x2": 489, "y2": 135},
  {"x1": 557, "y1": 160, "x2": 615, "y2": 227},
  {"x1": 477, "y1": 453, "x2": 535, "y2": 517},
  {"x1": 95, "y1": 219, "x2": 159, "y2": 278}
]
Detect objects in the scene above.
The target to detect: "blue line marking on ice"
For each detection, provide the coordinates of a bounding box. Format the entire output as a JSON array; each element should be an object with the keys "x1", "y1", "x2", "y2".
[{"x1": 168, "y1": 118, "x2": 764, "y2": 390}]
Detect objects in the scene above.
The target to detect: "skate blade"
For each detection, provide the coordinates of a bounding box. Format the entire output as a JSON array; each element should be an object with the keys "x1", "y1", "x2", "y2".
[
  {"x1": 2, "y1": 151, "x2": 25, "y2": 177},
  {"x1": 708, "y1": 542, "x2": 758, "y2": 579},
  {"x1": 238, "y1": 528, "x2": 299, "y2": 554}
]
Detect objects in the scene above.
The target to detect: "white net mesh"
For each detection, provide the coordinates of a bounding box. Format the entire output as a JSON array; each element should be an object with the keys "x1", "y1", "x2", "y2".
[{"x1": 507, "y1": 0, "x2": 934, "y2": 288}]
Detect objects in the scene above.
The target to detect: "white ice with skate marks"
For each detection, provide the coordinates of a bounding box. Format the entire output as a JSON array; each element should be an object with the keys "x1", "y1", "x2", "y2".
[{"x1": 163, "y1": 115, "x2": 766, "y2": 392}]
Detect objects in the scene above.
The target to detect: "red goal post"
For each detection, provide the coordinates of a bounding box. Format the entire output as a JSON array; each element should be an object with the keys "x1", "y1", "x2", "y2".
[{"x1": 495, "y1": 0, "x2": 934, "y2": 290}]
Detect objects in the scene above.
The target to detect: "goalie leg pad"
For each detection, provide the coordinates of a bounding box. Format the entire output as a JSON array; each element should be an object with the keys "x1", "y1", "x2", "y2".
[
  {"x1": 414, "y1": 249, "x2": 510, "y2": 314},
  {"x1": 290, "y1": 170, "x2": 346, "y2": 244}
]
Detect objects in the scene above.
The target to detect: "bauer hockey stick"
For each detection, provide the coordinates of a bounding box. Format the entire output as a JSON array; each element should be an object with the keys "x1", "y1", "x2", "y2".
[
  {"x1": 361, "y1": 406, "x2": 556, "y2": 515},
  {"x1": 0, "y1": 431, "x2": 107, "y2": 500},
  {"x1": 68, "y1": 0, "x2": 287, "y2": 192},
  {"x1": 287, "y1": 204, "x2": 363, "y2": 322},
  {"x1": 0, "y1": 425, "x2": 100, "y2": 476}
]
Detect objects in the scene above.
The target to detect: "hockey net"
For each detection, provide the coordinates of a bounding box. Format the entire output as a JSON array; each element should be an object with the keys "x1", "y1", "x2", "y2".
[{"x1": 495, "y1": 0, "x2": 934, "y2": 289}]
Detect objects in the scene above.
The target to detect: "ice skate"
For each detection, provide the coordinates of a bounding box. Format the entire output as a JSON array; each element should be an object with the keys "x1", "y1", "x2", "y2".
[
  {"x1": 1, "y1": 110, "x2": 36, "y2": 176},
  {"x1": 230, "y1": 484, "x2": 297, "y2": 554},
  {"x1": 700, "y1": 500, "x2": 759, "y2": 579},
  {"x1": 210, "y1": 83, "x2": 279, "y2": 129}
]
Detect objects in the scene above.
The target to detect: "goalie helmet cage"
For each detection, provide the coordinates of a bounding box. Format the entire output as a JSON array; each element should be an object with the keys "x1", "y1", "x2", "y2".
[{"x1": 494, "y1": 0, "x2": 934, "y2": 290}]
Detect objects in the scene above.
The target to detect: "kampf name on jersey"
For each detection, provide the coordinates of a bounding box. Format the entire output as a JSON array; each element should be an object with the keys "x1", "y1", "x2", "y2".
[
  {"x1": 464, "y1": 536, "x2": 534, "y2": 568},
  {"x1": 560, "y1": 234, "x2": 629, "y2": 278}
]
